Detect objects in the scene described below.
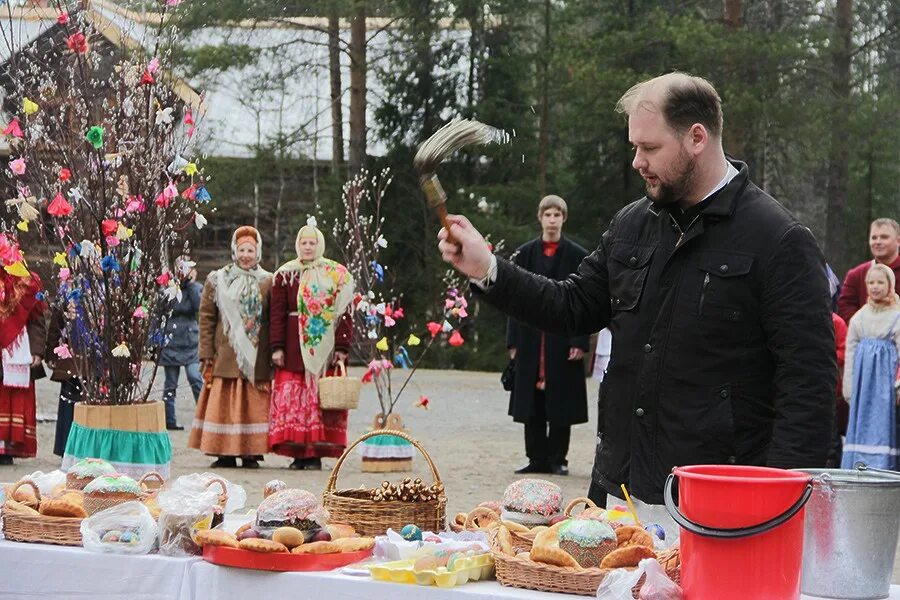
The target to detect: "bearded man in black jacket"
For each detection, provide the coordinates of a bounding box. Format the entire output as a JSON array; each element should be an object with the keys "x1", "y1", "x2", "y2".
[{"x1": 438, "y1": 72, "x2": 835, "y2": 505}]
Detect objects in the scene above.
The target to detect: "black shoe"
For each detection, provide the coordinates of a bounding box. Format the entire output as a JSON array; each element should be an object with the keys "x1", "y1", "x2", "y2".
[
  {"x1": 167, "y1": 424, "x2": 185, "y2": 431},
  {"x1": 289, "y1": 458, "x2": 305, "y2": 470},
  {"x1": 0, "y1": 456, "x2": 13, "y2": 465},
  {"x1": 210, "y1": 457, "x2": 237, "y2": 468},
  {"x1": 242, "y1": 458, "x2": 260, "y2": 469},
  {"x1": 514, "y1": 462, "x2": 550, "y2": 474},
  {"x1": 302, "y1": 458, "x2": 322, "y2": 471},
  {"x1": 551, "y1": 464, "x2": 569, "y2": 476}
]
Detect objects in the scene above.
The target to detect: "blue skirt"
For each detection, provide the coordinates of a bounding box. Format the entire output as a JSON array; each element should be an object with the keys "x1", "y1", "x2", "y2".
[{"x1": 841, "y1": 337, "x2": 899, "y2": 470}]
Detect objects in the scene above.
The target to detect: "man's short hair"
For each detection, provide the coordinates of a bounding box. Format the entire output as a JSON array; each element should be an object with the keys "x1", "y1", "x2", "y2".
[
  {"x1": 616, "y1": 72, "x2": 724, "y2": 138},
  {"x1": 538, "y1": 195, "x2": 567, "y2": 219},
  {"x1": 870, "y1": 218, "x2": 900, "y2": 237}
]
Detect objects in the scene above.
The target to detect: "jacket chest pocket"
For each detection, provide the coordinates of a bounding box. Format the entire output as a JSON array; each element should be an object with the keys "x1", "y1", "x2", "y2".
[
  {"x1": 696, "y1": 252, "x2": 754, "y2": 320},
  {"x1": 608, "y1": 245, "x2": 655, "y2": 311}
]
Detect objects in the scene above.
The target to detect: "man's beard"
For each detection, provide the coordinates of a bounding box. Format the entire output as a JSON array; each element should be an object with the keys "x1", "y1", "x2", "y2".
[{"x1": 646, "y1": 149, "x2": 697, "y2": 205}]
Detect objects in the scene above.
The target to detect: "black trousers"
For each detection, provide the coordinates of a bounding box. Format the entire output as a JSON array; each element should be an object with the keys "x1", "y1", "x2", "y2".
[
  {"x1": 53, "y1": 379, "x2": 80, "y2": 457},
  {"x1": 524, "y1": 390, "x2": 571, "y2": 466}
]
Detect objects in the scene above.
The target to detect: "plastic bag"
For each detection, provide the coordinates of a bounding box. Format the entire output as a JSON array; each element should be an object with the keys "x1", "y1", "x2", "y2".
[
  {"x1": 595, "y1": 566, "x2": 645, "y2": 600},
  {"x1": 163, "y1": 472, "x2": 246, "y2": 513},
  {"x1": 638, "y1": 558, "x2": 683, "y2": 600},
  {"x1": 81, "y1": 501, "x2": 158, "y2": 555},
  {"x1": 157, "y1": 483, "x2": 222, "y2": 557},
  {"x1": 23, "y1": 470, "x2": 66, "y2": 496}
]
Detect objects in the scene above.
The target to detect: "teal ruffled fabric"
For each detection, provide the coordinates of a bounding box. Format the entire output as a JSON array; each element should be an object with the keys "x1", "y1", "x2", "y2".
[{"x1": 62, "y1": 423, "x2": 172, "y2": 479}]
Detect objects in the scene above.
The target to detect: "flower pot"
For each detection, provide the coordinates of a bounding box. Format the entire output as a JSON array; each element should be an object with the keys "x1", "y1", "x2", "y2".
[
  {"x1": 61, "y1": 401, "x2": 173, "y2": 479},
  {"x1": 359, "y1": 413, "x2": 414, "y2": 473}
]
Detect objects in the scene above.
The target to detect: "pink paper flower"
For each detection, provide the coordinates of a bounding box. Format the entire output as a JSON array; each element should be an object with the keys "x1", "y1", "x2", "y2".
[
  {"x1": 125, "y1": 196, "x2": 145, "y2": 213},
  {"x1": 8, "y1": 157, "x2": 25, "y2": 175},
  {"x1": 448, "y1": 331, "x2": 465, "y2": 347},
  {"x1": 106, "y1": 236, "x2": 120, "y2": 247},
  {"x1": 384, "y1": 315, "x2": 396, "y2": 327},
  {"x1": 426, "y1": 322, "x2": 442, "y2": 338},
  {"x1": 58, "y1": 268, "x2": 70, "y2": 282},
  {"x1": 154, "y1": 191, "x2": 170, "y2": 208},
  {"x1": 156, "y1": 272, "x2": 170, "y2": 286},
  {"x1": 59, "y1": 167, "x2": 72, "y2": 182},
  {"x1": 147, "y1": 57, "x2": 160, "y2": 74},
  {"x1": 66, "y1": 32, "x2": 88, "y2": 54},
  {"x1": 3, "y1": 119, "x2": 23, "y2": 138},
  {"x1": 57, "y1": 11, "x2": 69, "y2": 24},
  {"x1": 133, "y1": 306, "x2": 146, "y2": 319},
  {"x1": 54, "y1": 343, "x2": 72, "y2": 359},
  {"x1": 163, "y1": 182, "x2": 178, "y2": 199}
]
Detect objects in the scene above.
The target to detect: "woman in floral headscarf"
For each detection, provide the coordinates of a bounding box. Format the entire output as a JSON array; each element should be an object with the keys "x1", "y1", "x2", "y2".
[
  {"x1": 0, "y1": 234, "x2": 47, "y2": 465},
  {"x1": 189, "y1": 226, "x2": 273, "y2": 469},
  {"x1": 269, "y1": 224, "x2": 354, "y2": 470}
]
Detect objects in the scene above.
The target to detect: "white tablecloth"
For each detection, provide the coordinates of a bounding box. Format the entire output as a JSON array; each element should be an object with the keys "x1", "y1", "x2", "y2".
[
  {"x1": 1, "y1": 540, "x2": 898, "y2": 600},
  {"x1": 0, "y1": 540, "x2": 199, "y2": 600},
  {"x1": 185, "y1": 561, "x2": 900, "y2": 600}
]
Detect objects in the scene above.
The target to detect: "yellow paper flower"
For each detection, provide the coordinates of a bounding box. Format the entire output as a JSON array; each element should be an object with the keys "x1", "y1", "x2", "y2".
[
  {"x1": 184, "y1": 162, "x2": 198, "y2": 176},
  {"x1": 116, "y1": 223, "x2": 130, "y2": 240},
  {"x1": 53, "y1": 252, "x2": 68, "y2": 267},
  {"x1": 16, "y1": 220, "x2": 28, "y2": 232},
  {"x1": 112, "y1": 342, "x2": 130, "y2": 358},
  {"x1": 22, "y1": 97, "x2": 39, "y2": 115},
  {"x1": 407, "y1": 334, "x2": 421, "y2": 346},
  {"x1": 376, "y1": 337, "x2": 389, "y2": 351},
  {"x1": 4, "y1": 262, "x2": 30, "y2": 277}
]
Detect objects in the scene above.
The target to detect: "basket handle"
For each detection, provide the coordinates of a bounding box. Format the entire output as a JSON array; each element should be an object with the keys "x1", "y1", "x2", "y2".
[
  {"x1": 9, "y1": 480, "x2": 41, "y2": 503},
  {"x1": 564, "y1": 496, "x2": 597, "y2": 517},
  {"x1": 332, "y1": 360, "x2": 347, "y2": 377},
  {"x1": 464, "y1": 507, "x2": 498, "y2": 530},
  {"x1": 325, "y1": 429, "x2": 443, "y2": 493},
  {"x1": 138, "y1": 471, "x2": 165, "y2": 490},
  {"x1": 205, "y1": 478, "x2": 229, "y2": 508}
]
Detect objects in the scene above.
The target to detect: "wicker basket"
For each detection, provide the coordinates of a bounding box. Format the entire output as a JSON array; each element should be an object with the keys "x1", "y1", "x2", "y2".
[
  {"x1": 323, "y1": 430, "x2": 446, "y2": 536},
  {"x1": 2, "y1": 481, "x2": 84, "y2": 546},
  {"x1": 318, "y1": 361, "x2": 361, "y2": 410},
  {"x1": 491, "y1": 528, "x2": 680, "y2": 597}
]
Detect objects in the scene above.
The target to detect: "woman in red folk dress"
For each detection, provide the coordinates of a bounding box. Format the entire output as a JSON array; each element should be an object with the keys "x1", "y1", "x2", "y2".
[
  {"x1": 0, "y1": 235, "x2": 47, "y2": 465},
  {"x1": 268, "y1": 224, "x2": 354, "y2": 470}
]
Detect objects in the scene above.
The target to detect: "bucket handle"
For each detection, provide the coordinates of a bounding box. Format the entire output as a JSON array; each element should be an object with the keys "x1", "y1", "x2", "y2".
[
  {"x1": 664, "y1": 472, "x2": 813, "y2": 539},
  {"x1": 854, "y1": 461, "x2": 900, "y2": 477}
]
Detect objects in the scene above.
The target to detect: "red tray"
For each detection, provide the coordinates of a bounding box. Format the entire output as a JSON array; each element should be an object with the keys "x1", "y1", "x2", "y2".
[{"x1": 203, "y1": 545, "x2": 373, "y2": 572}]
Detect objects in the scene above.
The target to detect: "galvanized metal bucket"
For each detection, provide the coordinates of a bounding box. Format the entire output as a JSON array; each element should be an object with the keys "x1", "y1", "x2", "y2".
[{"x1": 796, "y1": 464, "x2": 900, "y2": 599}]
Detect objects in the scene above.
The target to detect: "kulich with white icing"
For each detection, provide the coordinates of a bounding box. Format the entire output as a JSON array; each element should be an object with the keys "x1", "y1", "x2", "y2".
[
  {"x1": 83, "y1": 474, "x2": 142, "y2": 496},
  {"x1": 68, "y1": 458, "x2": 117, "y2": 478},
  {"x1": 256, "y1": 489, "x2": 329, "y2": 528},
  {"x1": 558, "y1": 518, "x2": 616, "y2": 546}
]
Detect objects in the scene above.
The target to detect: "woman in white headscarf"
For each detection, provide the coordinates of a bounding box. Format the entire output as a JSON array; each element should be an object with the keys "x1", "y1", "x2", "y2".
[
  {"x1": 188, "y1": 226, "x2": 273, "y2": 469},
  {"x1": 268, "y1": 224, "x2": 354, "y2": 470}
]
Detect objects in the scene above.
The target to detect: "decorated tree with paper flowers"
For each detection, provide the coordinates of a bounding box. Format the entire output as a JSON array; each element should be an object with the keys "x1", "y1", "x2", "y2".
[
  {"x1": 329, "y1": 169, "x2": 470, "y2": 420},
  {"x1": 0, "y1": 1, "x2": 209, "y2": 406}
]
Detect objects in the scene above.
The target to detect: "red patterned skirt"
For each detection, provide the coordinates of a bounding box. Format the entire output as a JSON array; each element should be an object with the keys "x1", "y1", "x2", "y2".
[
  {"x1": 268, "y1": 369, "x2": 347, "y2": 459},
  {"x1": 0, "y1": 383, "x2": 37, "y2": 457}
]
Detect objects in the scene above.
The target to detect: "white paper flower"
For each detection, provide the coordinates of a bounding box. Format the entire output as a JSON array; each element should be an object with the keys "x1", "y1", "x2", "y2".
[
  {"x1": 306, "y1": 216, "x2": 318, "y2": 228},
  {"x1": 155, "y1": 107, "x2": 174, "y2": 126},
  {"x1": 194, "y1": 212, "x2": 207, "y2": 229},
  {"x1": 112, "y1": 342, "x2": 130, "y2": 358},
  {"x1": 167, "y1": 155, "x2": 188, "y2": 173}
]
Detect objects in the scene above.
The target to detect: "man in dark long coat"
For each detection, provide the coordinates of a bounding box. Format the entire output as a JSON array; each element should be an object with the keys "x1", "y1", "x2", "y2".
[{"x1": 507, "y1": 195, "x2": 590, "y2": 476}]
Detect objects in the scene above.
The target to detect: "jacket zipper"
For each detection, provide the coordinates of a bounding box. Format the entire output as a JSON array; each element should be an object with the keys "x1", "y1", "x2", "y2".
[
  {"x1": 671, "y1": 213, "x2": 702, "y2": 249},
  {"x1": 699, "y1": 273, "x2": 710, "y2": 316}
]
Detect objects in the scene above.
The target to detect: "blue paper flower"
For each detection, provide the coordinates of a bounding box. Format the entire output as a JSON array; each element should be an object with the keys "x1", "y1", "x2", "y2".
[
  {"x1": 371, "y1": 260, "x2": 384, "y2": 282},
  {"x1": 194, "y1": 186, "x2": 211, "y2": 203},
  {"x1": 35, "y1": 291, "x2": 46, "y2": 301},
  {"x1": 101, "y1": 255, "x2": 120, "y2": 272}
]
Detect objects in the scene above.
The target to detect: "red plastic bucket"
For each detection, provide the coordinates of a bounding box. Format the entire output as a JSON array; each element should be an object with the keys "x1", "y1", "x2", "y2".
[{"x1": 664, "y1": 465, "x2": 813, "y2": 600}]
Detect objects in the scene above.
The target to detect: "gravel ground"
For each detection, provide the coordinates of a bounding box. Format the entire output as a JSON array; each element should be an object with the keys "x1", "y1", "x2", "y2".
[{"x1": 3, "y1": 367, "x2": 898, "y2": 582}]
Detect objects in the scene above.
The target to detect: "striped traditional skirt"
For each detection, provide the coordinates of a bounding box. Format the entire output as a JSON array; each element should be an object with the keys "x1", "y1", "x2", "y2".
[
  {"x1": 0, "y1": 383, "x2": 37, "y2": 458},
  {"x1": 189, "y1": 377, "x2": 270, "y2": 457}
]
